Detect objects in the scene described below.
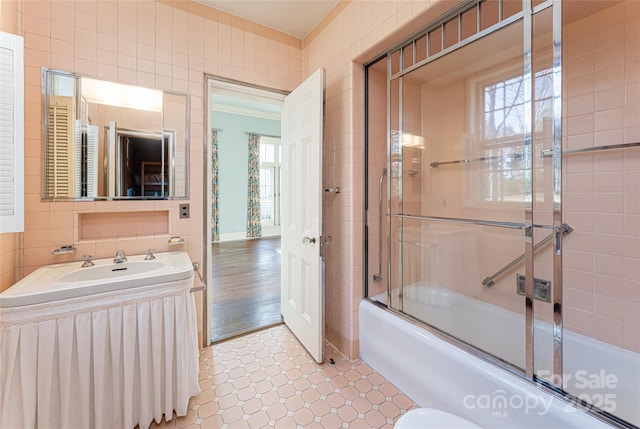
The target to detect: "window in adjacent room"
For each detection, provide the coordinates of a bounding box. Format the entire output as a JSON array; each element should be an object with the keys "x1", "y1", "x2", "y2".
[{"x1": 259, "y1": 136, "x2": 281, "y2": 227}]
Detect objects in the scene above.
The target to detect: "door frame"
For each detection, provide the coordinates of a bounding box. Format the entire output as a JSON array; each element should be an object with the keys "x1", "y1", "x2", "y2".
[{"x1": 202, "y1": 75, "x2": 288, "y2": 347}]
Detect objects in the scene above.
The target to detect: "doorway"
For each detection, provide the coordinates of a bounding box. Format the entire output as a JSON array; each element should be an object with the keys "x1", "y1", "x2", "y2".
[
  {"x1": 114, "y1": 130, "x2": 169, "y2": 198},
  {"x1": 205, "y1": 77, "x2": 287, "y2": 343},
  {"x1": 210, "y1": 237, "x2": 281, "y2": 341}
]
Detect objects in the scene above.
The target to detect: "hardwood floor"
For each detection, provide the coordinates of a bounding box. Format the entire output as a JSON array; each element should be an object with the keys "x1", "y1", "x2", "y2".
[{"x1": 210, "y1": 237, "x2": 282, "y2": 342}]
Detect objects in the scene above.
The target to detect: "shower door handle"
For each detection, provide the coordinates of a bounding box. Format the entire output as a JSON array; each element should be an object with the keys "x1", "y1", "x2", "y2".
[{"x1": 302, "y1": 236, "x2": 316, "y2": 245}]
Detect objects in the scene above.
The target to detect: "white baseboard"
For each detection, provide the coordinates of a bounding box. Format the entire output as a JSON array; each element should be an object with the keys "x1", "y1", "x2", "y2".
[
  {"x1": 261, "y1": 226, "x2": 281, "y2": 237},
  {"x1": 218, "y1": 232, "x2": 248, "y2": 242},
  {"x1": 217, "y1": 227, "x2": 281, "y2": 242}
]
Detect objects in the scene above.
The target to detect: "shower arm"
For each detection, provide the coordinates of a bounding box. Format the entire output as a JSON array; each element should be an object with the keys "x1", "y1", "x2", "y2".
[
  {"x1": 372, "y1": 168, "x2": 387, "y2": 283},
  {"x1": 482, "y1": 223, "x2": 573, "y2": 287}
]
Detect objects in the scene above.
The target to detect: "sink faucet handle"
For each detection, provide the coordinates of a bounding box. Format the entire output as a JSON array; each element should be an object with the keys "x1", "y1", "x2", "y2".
[
  {"x1": 145, "y1": 248, "x2": 156, "y2": 260},
  {"x1": 81, "y1": 254, "x2": 95, "y2": 268},
  {"x1": 113, "y1": 249, "x2": 127, "y2": 263}
]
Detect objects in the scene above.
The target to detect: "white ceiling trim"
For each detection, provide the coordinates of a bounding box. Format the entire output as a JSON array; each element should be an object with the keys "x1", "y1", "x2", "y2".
[{"x1": 211, "y1": 103, "x2": 281, "y2": 120}]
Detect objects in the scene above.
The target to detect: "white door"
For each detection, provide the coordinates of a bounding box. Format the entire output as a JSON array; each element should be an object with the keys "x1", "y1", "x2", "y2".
[{"x1": 281, "y1": 68, "x2": 325, "y2": 363}]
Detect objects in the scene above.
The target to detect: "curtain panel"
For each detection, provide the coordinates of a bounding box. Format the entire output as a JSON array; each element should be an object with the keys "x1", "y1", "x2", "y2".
[
  {"x1": 211, "y1": 129, "x2": 220, "y2": 242},
  {"x1": 246, "y1": 133, "x2": 262, "y2": 238}
]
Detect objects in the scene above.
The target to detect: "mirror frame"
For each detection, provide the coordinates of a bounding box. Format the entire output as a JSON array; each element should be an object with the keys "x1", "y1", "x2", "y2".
[{"x1": 40, "y1": 68, "x2": 190, "y2": 201}]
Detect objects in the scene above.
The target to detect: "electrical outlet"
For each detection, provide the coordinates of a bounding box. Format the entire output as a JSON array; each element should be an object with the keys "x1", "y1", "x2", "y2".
[{"x1": 179, "y1": 203, "x2": 190, "y2": 219}]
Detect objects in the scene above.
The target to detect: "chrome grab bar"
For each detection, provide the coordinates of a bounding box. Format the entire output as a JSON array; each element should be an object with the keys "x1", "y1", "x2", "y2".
[
  {"x1": 372, "y1": 169, "x2": 387, "y2": 283},
  {"x1": 190, "y1": 261, "x2": 207, "y2": 293},
  {"x1": 389, "y1": 213, "x2": 529, "y2": 230},
  {"x1": 482, "y1": 223, "x2": 573, "y2": 287},
  {"x1": 540, "y1": 141, "x2": 640, "y2": 158},
  {"x1": 430, "y1": 153, "x2": 524, "y2": 168},
  {"x1": 432, "y1": 141, "x2": 640, "y2": 169}
]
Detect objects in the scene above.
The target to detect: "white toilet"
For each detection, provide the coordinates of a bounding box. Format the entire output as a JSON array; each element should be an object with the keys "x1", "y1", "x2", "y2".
[{"x1": 394, "y1": 408, "x2": 482, "y2": 429}]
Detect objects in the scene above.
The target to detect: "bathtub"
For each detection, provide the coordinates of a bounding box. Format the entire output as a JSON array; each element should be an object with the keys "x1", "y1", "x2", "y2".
[{"x1": 360, "y1": 286, "x2": 640, "y2": 428}]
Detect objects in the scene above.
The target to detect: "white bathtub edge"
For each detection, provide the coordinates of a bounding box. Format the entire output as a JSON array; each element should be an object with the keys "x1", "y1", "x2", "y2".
[{"x1": 359, "y1": 299, "x2": 612, "y2": 429}]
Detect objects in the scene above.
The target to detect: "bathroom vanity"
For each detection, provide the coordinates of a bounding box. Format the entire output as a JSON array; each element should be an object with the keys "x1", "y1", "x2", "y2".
[{"x1": 0, "y1": 251, "x2": 200, "y2": 429}]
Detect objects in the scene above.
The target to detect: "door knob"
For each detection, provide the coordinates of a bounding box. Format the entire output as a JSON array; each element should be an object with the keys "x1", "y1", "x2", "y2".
[{"x1": 302, "y1": 236, "x2": 316, "y2": 245}]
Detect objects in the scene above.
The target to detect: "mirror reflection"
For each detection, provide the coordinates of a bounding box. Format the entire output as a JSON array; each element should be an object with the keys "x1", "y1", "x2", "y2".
[{"x1": 42, "y1": 69, "x2": 189, "y2": 200}]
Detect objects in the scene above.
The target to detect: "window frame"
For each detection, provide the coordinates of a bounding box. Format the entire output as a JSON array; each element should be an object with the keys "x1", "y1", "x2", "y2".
[
  {"x1": 465, "y1": 58, "x2": 552, "y2": 207},
  {"x1": 258, "y1": 136, "x2": 281, "y2": 227}
]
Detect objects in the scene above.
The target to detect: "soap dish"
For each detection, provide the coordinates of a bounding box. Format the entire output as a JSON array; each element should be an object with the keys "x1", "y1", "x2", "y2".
[
  {"x1": 168, "y1": 236, "x2": 185, "y2": 245},
  {"x1": 51, "y1": 245, "x2": 77, "y2": 255}
]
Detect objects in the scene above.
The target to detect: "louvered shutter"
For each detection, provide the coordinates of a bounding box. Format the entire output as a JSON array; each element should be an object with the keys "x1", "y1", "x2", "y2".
[
  {"x1": 74, "y1": 123, "x2": 97, "y2": 198},
  {"x1": 75, "y1": 120, "x2": 81, "y2": 198},
  {"x1": 0, "y1": 32, "x2": 24, "y2": 233},
  {"x1": 46, "y1": 95, "x2": 76, "y2": 198},
  {"x1": 86, "y1": 125, "x2": 98, "y2": 198}
]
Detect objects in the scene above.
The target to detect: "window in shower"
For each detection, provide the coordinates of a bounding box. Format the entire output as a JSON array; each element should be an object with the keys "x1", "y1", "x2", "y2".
[{"x1": 468, "y1": 66, "x2": 553, "y2": 204}]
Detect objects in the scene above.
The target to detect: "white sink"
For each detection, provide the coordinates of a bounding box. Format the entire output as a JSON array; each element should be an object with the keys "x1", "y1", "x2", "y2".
[
  {"x1": 60, "y1": 261, "x2": 164, "y2": 282},
  {"x1": 0, "y1": 252, "x2": 194, "y2": 308}
]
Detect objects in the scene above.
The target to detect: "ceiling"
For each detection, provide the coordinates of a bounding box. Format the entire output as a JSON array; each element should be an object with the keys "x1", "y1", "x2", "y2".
[{"x1": 196, "y1": 0, "x2": 339, "y2": 39}]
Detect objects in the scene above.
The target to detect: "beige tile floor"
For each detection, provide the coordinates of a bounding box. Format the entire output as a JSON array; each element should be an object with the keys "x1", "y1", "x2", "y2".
[{"x1": 151, "y1": 324, "x2": 417, "y2": 429}]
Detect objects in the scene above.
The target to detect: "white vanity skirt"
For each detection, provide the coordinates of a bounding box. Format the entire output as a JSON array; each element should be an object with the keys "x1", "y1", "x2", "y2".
[{"x1": 0, "y1": 277, "x2": 200, "y2": 429}]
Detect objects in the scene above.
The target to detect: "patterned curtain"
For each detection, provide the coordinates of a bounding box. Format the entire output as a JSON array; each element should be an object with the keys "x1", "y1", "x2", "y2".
[
  {"x1": 246, "y1": 133, "x2": 262, "y2": 238},
  {"x1": 211, "y1": 129, "x2": 220, "y2": 242}
]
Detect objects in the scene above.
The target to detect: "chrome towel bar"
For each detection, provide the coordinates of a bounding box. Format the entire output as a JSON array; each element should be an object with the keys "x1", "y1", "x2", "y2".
[
  {"x1": 431, "y1": 141, "x2": 640, "y2": 169},
  {"x1": 190, "y1": 261, "x2": 206, "y2": 293},
  {"x1": 540, "y1": 141, "x2": 640, "y2": 157},
  {"x1": 430, "y1": 153, "x2": 524, "y2": 168},
  {"x1": 389, "y1": 213, "x2": 529, "y2": 230}
]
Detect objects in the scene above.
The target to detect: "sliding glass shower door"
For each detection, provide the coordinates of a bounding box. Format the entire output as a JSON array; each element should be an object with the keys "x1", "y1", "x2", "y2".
[
  {"x1": 365, "y1": 1, "x2": 639, "y2": 426},
  {"x1": 372, "y1": 1, "x2": 548, "y2": 373}
]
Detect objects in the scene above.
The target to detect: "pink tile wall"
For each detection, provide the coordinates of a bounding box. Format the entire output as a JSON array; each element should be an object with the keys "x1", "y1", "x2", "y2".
[
  {"x1": 15, "y1": 0, "x2": 302, "y2": 342},
  {"x1": 78, "y1": 210, "x2": 169, "y2": 240},
  {"x1": 563, "y1": 1, "x2": 640, "y2": 353},
  {"x1": 1, "y1": 0, "x2": 20, "y2": 34},
  {"x1": 0, "y1": 234, "x2": 20, "y2": 293}
]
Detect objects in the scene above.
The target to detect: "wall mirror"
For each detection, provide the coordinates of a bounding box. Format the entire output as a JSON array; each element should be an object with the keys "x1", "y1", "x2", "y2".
[{"x1": 42, "y1": 69, "x2": 189, "y2": 200}]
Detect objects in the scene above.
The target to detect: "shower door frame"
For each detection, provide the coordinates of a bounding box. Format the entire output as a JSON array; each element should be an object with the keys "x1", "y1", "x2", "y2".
[
  {"x1": 364, "y1": 1, "x2": 639, "y2": 426},
  {"x1": 363, "y1": 1, "x2": 627, "y2": 427},
  {"x1": 370, "y1": 0, "x2": 562, "y2": 381}
]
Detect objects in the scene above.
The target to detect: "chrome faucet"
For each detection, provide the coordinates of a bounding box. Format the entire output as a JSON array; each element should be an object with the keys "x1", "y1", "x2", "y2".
[
  {"x1": 145, "y1": 248, "x2": 156, "y2": 260},
  {"x1": 81, "y1": 255, "x2": 95, "y2": 268},
  {"x1": 113, "y1": 250, "x2": 127, "y2": 263}
]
